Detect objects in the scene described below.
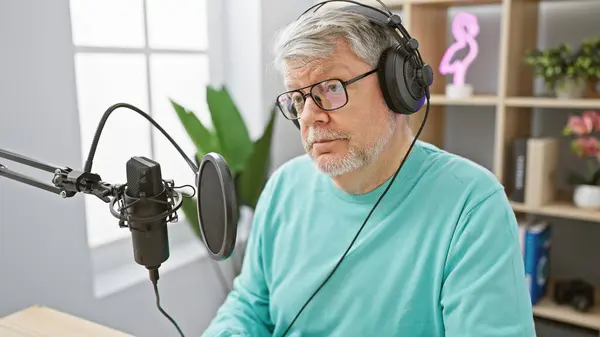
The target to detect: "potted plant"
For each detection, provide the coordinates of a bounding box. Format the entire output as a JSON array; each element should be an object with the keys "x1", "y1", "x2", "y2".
[
  {"x1": 524, "y1": 43, "x2": 587, "y2": 99},
  {"x1": 575, "y1": 37, "x2": 600, "y2": 98},
  {"x1": 170, "y1": 85, "x2": 277, "y2": 248},
  {"x1": 563, "y1": 109, "x2": 600, "y2": 209}
]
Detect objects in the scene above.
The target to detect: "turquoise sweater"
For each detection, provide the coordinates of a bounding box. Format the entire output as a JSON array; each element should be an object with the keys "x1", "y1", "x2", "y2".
[{"x1": 202, "y1": 140, "x2": 535, "y2": 337}]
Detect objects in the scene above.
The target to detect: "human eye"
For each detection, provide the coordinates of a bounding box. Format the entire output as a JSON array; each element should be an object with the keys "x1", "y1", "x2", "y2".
[
  {"x1": 292, "y1": 92, "x2": 303, "y2": 103},
  {"x1": 326, "y1": 80, "x2": 343, "y2": 92}
]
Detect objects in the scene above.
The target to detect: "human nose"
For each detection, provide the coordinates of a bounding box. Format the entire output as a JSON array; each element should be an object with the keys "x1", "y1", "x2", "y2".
[{"x1": 299, "y1": 94, "x2": 329, "y2": 127}]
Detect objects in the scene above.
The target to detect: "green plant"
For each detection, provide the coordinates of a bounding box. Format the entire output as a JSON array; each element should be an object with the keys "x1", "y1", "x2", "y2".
[
  {"x1": 575, "y1": 37, "x2": 600, "y2": 80},
  {"x1": 524, "y1": 43, "x2": 586, "y2": 91},
  {"x1": 170, "y1": 85, "x2": 277, "y2": 240}
]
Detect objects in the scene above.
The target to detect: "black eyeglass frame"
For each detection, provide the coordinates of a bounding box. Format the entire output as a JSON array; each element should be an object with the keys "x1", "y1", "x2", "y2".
[{"x1": 275, "y1": 68, "x2": 378, "y2": 120}]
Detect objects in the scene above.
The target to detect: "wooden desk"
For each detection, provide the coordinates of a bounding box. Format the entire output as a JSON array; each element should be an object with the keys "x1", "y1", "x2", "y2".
[{"x1": 0, "y1": 305, "x2": 133, "y2": 337}]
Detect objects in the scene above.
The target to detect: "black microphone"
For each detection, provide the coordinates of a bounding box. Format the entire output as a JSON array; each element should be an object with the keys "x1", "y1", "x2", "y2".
[{"x1": 123, "y1": 156, "x2": 170, "y2": 270}]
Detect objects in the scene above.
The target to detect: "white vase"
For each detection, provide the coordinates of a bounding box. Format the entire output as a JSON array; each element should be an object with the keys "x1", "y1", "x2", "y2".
[
  {"x1": 573, "y1": 185, "x2": 600, "y2": 210},
  {"x1": 446, "y1": 83, "x2": 473, "y2": 99},
  {"x1": 555, "y1": 77, "x2": 586, "y2": 99}
]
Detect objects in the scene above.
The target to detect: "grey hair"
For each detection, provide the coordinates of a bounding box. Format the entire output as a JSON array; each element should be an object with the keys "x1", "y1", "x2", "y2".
[{"x1": 271, "y1": 6, "x2": 397, "y2": 73}]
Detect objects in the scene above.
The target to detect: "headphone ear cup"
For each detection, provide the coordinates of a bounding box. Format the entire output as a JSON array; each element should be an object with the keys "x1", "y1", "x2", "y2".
[
  {"x1": 377, "y1": 47, "x2": 401, "y2": 114},
  {"x1": 377, "y1": 45, "x2": 426, "y2": 115}
]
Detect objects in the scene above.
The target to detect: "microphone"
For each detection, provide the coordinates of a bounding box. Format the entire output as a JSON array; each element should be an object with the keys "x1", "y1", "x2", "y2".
[
  {"x1": 123, "y1": 156, "x2": 171, "y2": 270},
  {"x1": 0, "y1": 102, "x2": 240, "y2": 337}
]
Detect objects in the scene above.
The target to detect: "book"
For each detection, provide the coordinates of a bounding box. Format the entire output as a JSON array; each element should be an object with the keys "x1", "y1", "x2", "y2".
[
  {"x1": 523, "y1": 221, "x2": 552, "y2": 305},
  {"x1": 510, "y1": 138, "x2": 529, "y2": 203},
  {"x1": 525, "y1": 138, "x2": 560, "y2": 207}
]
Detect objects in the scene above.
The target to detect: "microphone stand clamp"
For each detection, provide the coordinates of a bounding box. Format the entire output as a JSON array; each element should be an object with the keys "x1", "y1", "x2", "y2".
[{"x1": 0, "y1": 148, "x2": 117, "y2": 203}]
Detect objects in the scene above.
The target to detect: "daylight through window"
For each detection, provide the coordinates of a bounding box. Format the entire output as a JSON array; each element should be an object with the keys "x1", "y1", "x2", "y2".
[{"x1": 69, "y1": 0, "x2": 211, "y2": 248}]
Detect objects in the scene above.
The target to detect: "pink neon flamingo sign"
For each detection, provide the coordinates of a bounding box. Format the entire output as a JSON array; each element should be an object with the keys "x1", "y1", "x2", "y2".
[{"x1": 439, "y1": 12, "x2": 480, "y2": 86}]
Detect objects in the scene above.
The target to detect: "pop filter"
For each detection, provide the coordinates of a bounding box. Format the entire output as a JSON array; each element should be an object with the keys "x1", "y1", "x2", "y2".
[{"x1": 196, "y1": 152, "x2": 238, "y2": 260}]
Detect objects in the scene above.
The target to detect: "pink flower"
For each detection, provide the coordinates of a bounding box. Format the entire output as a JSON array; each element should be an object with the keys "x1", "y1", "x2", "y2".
[
  {"x1": 582, "y1": 110, "x2": 600, "y2": 132},
  {"x1": 566, "y1": 115, "x2": 594, "y2": 135},
  {"x1": 575, "y1": 137, "x2": 600, "y2": 157}
]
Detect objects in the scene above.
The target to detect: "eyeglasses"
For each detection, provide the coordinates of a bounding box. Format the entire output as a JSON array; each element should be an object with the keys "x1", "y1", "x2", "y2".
[{"x1": 276, "y1": 69, "x2": 377, "y2": 120}]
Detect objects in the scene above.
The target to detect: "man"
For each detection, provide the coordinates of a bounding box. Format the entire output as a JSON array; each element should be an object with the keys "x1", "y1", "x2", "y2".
[{"x1": 202, "y1": 4, "x2": 535, "y2": 337}]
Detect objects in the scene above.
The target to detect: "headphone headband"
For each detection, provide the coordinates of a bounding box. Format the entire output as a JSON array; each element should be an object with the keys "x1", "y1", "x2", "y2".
[
  {"x1": 299, "y1": 0, "x2": 392, "y2": 18},
  {"x1": 297, "y1": 1, "x2": 423, "y2": 68},
  {"x1": 341, "y1": 5, "x2": 405, "y2": 46}
]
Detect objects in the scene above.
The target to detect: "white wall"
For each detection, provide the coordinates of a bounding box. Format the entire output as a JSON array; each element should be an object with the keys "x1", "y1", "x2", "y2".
[
  {"x1": 0, "y1": 0, "x2": 304, "y2": 336},
  {"x1": 2, "y1": 0, "x2": 598, "y2": 337},
  {"x1": 0, "y1": 0, "x2": 229, "y2": 336},
  {"x1": 261, "y1": 0, "x2": 314, "y2": 170}
]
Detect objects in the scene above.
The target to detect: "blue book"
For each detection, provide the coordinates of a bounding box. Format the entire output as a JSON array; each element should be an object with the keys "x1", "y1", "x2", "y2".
[{"x1": 523, "y1": 221, "x2": 551, "y2": 305}]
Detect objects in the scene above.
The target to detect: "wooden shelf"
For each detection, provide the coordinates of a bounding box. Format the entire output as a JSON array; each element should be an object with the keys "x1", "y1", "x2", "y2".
[
  {"x1": 429, "y1": 94, "x2": 498, "y2": 106},
  {"x1": 533, "y1": 297, "x2": 600, "y2": 331},
  {"x1": 532, "y1": 279, "x2": 600, "y2": 330},
  {"x1": 511, "y1": 201, "x2": 600, "y2": 223},
  {"x1": 505, "y1": 97, "x2": 600, "y2": 109},
  {"x1": 426, "y1": 95, "x2": 600, "y2": 108}
]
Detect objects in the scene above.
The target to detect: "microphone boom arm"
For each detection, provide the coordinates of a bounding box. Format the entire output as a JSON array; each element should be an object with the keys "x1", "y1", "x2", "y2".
[
  {"x1": 0, "y1": 148, "x2": 117, "y2": 203},
  {"x1": 0, "y1": 101, "x2": 228, "y2": 337}
]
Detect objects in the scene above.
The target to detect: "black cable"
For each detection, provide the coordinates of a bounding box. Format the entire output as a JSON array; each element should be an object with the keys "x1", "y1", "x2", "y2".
[
  {"x1": 281, "y1": 3, "x2": 432, "y2": 335},
  {"x1": 279, "y1": 92, "x2": 430, "y2": 337},
  {"x1": 173, "y1": 184, "x2": 197, "y2": 198},
  {"x1": 298, "y1": 0, "x2": 390, "y2": 20},
  {"x1": 83, "y1": 102, "x2": 197, "y2": 174},
  {"x1": 149, "y1": 269, "x2": 185, "y2": 337},
  {"x1": 375, "y1": 0, "x2": 393, "y2": 15}
]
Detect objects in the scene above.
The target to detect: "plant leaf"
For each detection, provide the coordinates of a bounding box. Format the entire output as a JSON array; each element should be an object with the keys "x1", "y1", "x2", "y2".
[
  {"x1": 170, "y1": 99, "x2": 221, "y2": 156},
  {"x1": 237, "y1": 106, "x2": 277, "y2": 209},
  {"x1": 206, "y1": 86, "x2": 254, "y2": 174},
  {"x1": 181, "y1": 196, "x2": 202, "y2": 240}
]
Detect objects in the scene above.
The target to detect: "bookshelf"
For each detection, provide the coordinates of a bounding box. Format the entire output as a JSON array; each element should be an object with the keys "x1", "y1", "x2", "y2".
[
  {"x1": 315, "y1": 0, "x2": 600, "y2": 331},
  {"x1": 429, "y1": 94, "x2": 498, "y2": 106},
  {"x1": 407, "y1": 0, "x2": 600, "y2": 331},
  {"x1": 405, "y1": 0, "x2": 600, "y2": 331},
  {"x1": 531, "y1": 280, "x2": 600, "y2": 331},
  {"x1": 505, "y1": 97, "x2": 600, "y2": 109},
  {"x1": 512, "y1": 201, "x2": 600, "y2": 223},
  {"x1": 533, "y1": 297, "x2": 600, "y2": 331}
]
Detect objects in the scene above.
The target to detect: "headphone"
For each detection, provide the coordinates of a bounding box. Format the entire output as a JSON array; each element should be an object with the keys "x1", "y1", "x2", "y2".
[
  {"x1": 279, "y1": 1, "x2": 432, "y2": 336},
  {"x1": 289, "y1": 0, "x2": 433, "y2": 130}
]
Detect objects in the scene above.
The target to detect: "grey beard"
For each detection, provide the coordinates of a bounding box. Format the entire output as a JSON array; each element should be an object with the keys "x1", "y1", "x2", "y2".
[{"x1": 304, "y1": 114, "x2": 397, "y2": 177}]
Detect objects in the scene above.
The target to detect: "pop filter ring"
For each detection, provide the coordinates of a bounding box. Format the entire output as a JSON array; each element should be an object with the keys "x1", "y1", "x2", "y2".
[
  {"x1": 197, "y1": 152, "x2": 238, "y2": 261},
  {"x1": 109, "y1": 180, "x2": 184, "y2": 227}
]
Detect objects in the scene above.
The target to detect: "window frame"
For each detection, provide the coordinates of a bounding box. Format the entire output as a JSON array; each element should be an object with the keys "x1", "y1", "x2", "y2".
[{"x1": 69, "y1": 0, "x2": 227, "y2": 297}]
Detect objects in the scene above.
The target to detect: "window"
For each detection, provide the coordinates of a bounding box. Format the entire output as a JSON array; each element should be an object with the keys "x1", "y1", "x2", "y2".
[{"x1": 69, "y1": 0, "x2": 211, "y2": 248}]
